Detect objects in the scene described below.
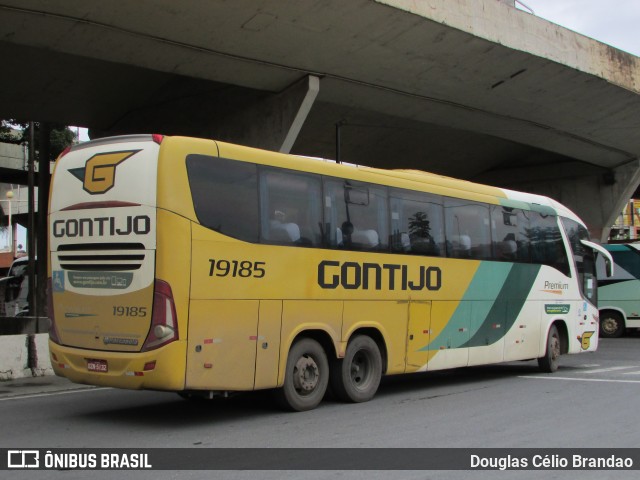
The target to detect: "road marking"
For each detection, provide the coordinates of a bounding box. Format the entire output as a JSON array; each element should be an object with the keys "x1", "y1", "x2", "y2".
[
  {"x1": 520, "y1": 376, "x2": 640, "y2": 384},
  {"x1": 622, "y1": 370, "x2": 640, "y2": 375},
  {"x1": 579, "y1": 366, "x2": 639, "y2": 374},
  {"x1": 0, "y1": 387, "x2": 110, "y2": 402}
]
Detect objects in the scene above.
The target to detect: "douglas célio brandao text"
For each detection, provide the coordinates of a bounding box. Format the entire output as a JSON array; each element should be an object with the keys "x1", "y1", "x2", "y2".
[{"x1": 470, "y1": 454, "x2": 634, "y2": 470}]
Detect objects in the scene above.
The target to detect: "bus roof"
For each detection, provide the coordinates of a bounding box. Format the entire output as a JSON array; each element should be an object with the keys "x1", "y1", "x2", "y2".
[{"x1": 64, "y1": 134, "x2": 582, "y2": 223}]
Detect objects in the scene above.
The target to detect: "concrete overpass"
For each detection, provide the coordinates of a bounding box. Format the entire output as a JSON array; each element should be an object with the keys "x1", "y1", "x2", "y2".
[{"x1": 1, "y1": 0, "x2": 639, "y2": 241}]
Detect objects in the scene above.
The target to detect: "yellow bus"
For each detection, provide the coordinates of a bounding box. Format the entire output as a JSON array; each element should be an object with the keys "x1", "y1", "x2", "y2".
[{"x1": 48, "y1": 134, "x2": 612, "y2": 411}]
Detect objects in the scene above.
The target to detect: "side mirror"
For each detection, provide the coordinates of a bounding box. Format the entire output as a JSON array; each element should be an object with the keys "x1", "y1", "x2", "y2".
[{"x1": 580, "y1": 240, "x2": 614, "y2": 277}]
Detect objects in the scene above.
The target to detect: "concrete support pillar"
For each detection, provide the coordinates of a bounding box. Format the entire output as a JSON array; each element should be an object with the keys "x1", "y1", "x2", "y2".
[
  {"x1": 279, "y1": 76, "x2": 320, "y2": 154},
  {"x1": 215, "y1": 75, "x2": 320, "y2": 153},
  {"x1": 562, "y1": 160, "x2": 640, "y2": 242},
  {"x1": 596, "y1": 160, "x2": 640, "y2": 242}
]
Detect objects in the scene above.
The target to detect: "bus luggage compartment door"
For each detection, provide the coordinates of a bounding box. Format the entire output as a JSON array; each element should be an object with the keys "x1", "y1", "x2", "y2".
[
  {"x1": 186, "y1": 300, "x2": 258, "y2": 390},
  {"x1": 406, "y1": 300, "x2": 432, "y2": 371}
]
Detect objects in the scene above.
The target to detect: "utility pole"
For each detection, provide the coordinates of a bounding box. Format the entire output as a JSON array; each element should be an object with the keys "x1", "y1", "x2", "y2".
[
  {"x1": 37, "y1": 122, "x2": 51, "y2": 323},
  {"x1": 335, "y1": 120, "x2": 345, "y2": 164},
  {"x1": 27, "y1": 122, "x2": 36, "y2": 320}
]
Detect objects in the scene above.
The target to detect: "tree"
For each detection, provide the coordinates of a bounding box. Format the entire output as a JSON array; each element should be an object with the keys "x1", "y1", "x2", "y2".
[{"x1": 0, "y1": 119, "x2": 76, "y2": 160}]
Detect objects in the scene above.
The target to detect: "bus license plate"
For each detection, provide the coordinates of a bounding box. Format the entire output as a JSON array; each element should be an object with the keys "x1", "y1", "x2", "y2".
[{"x1": 87, "y1": 359, "x2": 108, "y2": 373}]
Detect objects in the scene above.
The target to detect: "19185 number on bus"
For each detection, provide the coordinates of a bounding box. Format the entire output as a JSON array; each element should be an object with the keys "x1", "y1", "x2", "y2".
[{"x1": 208, "y1": 259, "x2": 266, "y2": 278}]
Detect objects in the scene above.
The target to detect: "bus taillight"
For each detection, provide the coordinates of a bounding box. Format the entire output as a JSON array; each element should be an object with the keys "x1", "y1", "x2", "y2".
[
  {"x1": 142, "y1": 279, "x2": 179, "y2": 351},
  {"x1": 47, "y1": 277, "x2": 61, "y2": 344}
]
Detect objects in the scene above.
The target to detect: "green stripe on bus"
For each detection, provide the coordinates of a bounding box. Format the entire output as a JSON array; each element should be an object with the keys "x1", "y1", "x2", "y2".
[
  {"x1": 420, "y1": 262, "x2": 541, "y2": 351},
  {"x1": 464, "y1": 263, "x2": 541, "y2": 348},
  {"x1": 421, "y1": 262, "x2": 511, "y2": 351}
]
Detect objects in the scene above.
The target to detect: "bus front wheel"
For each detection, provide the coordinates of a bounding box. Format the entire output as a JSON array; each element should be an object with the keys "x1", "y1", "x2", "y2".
[
  {"x1": 538, "y1": 324, "x2": 560, "y2": 373},
  {"x1": 275, "y1": 338, "x2": 329, "y2": 412},
  {"x1": 600, "y1": 312, "x2": 625, "y2": 338},
  {"x1": 330, "y1": 335, "x2": 382, "y2": 403}
]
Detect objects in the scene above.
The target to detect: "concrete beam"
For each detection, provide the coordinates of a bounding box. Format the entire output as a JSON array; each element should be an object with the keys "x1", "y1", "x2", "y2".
[
  {"x1": 92, "y1": 75, "x2": 321, "y2": 154},
  {"x1": 499, "y1": 159, "x2": 640, "y2": 242},
  {"x1": 380, "y1": 0, "x2": 640, "y2": 94},
  {"x1": 474, "y1": 160, "x2": 608, "y2": 186}
]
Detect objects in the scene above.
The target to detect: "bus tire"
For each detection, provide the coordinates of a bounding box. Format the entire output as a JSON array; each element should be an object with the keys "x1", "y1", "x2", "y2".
[
  {"x1": 330, "y1": 335, "x2": 382, "y2": 403},
  {"x1": 274, "y1": 338, "x2": 328, "y2": 412},
  {"x1": 538, "y1": 324, "x2": 561, "y2": 373},
  {"x1": 599, "y1": 311, "x2": 625, "y2": 338}
]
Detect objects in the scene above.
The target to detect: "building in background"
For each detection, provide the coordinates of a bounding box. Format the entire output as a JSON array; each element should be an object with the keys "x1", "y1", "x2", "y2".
[
  {"x1": 609, "y1": 199, "x2": 640, "y2": 242},
  {"x1": 1, "y1": 140, "x2": 32, "y2": 274},
  {"x1": 0, "y1": 183, "x2": 29, "y2": 274}
]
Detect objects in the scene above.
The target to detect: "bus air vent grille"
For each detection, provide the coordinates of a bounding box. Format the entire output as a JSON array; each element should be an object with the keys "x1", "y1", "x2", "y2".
[{"x1": 55, "y1": 243, "x2": 146, "y2": 271}]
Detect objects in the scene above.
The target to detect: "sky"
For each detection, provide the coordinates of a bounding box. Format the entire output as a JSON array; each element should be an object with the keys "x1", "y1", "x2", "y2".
[{"x1": 516, "y1": 0, "x2": 640, "y2": 56}]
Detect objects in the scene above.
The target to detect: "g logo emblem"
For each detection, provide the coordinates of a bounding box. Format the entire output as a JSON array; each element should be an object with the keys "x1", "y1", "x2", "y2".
[
  {"x1": 580, "y1": 331, "x2": 595, "y2": 350},
  {"x1": 69, "y1": 150, "x2": 140, "y2": 195}
]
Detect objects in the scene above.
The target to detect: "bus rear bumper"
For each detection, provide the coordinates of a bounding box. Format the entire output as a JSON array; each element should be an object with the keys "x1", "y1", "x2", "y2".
[{"x1": 48, "y1": 339, "x2": 186, "y2": 391}]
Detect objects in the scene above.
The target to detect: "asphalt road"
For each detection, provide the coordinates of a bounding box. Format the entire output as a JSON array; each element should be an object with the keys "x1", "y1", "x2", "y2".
[{"x1": 1, "y1": 337, "x2": 640, "y2": 479}]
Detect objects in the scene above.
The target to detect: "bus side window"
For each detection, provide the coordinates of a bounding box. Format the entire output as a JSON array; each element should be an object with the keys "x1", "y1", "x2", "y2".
[
  {"x1": 491, "y1": 207, "x2": 531, "y2": 263},
  {"x1": 444, "y1": 199, "x2": 492, "y2": 260},
  {"x1": 323, "y1": 179, "x2": 388, "y2": 251},
  {"x1": 259, "y1": 168, "x2": 322, "y2": 247},
  {"x1": 389, "y1": 189, "x2": 444, "y2": 257}
]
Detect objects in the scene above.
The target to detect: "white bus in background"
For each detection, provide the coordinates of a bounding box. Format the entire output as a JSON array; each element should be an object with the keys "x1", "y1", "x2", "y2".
[{"x1": 597, "y1": 243, "x2": 640, "y2": 337}]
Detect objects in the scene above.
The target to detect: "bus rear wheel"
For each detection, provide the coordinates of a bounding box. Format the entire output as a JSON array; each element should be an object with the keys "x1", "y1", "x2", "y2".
[
  {"x1": 600, "y1": 312, "x2": 625, "y2": 338},
  {"x1": 274, "y1": 338, "x2": 328, "y2": 412},
  {"x1": 538, "y1": 324, "x2": 561, "y2": 373},
  {"x1": 330, "y1": 335, "x2": 382, "y2": 403}
]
